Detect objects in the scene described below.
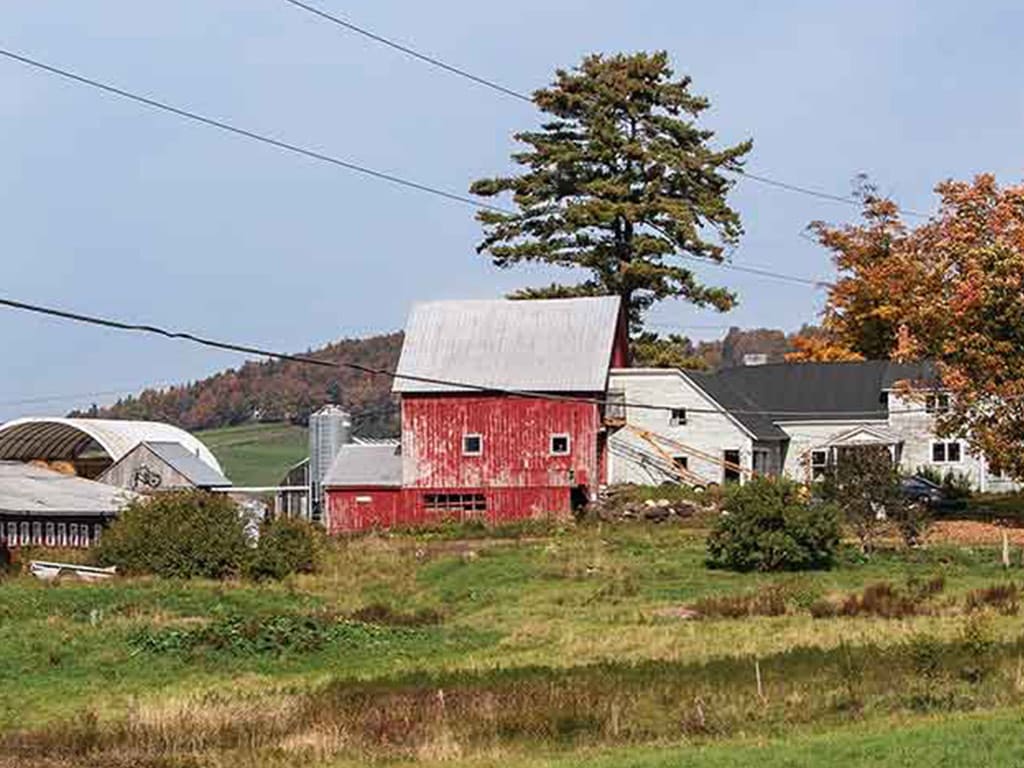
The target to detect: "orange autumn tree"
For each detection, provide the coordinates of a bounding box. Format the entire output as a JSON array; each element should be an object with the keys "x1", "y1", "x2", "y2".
[{"x1": 797, "y1": 174, "x2": 1024, "y2": 479}]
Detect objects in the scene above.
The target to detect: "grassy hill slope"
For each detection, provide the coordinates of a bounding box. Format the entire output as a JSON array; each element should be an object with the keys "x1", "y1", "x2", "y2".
[{"x1": 196, "y1": 423, "x2": 308, "y2": 486}]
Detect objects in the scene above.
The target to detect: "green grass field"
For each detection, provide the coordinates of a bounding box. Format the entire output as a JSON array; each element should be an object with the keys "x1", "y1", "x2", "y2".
[
  {"x1": 4, "y1": 521, "x2": 1024, "y2": 766},
  {"x1": 196, "y1": 422, "x2": 308, "y2": 486}
]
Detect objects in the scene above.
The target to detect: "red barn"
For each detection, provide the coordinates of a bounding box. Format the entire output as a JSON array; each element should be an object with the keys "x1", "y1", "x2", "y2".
[{"x1": 325, "y1": 296, "x2": 628, "y2": 533}]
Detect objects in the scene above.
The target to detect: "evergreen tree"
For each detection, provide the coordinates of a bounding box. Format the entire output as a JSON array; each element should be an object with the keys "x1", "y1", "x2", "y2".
[{"x1": 470, "y1": 51, "x2": 751, "y2": 329}]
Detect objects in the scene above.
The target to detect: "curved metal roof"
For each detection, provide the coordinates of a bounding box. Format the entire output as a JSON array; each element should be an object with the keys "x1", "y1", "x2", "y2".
[{"x1": 0, "y1": 418, "x2": 223, "y2": 474}]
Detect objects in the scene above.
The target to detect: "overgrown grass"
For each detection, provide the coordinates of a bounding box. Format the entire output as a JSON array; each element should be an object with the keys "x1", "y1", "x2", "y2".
[{"x1": 4, "y1": 523, "x2": 1024, "y2": 765}]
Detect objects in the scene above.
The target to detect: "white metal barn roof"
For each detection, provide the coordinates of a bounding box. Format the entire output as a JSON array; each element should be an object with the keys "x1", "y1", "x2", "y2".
[
  {"x1": 393, "y1": 296, "x2": 623, "y2": 394},
  {"x1": 323, "y1": 444, "x2": 402, "y2": 487},
  {"x1": 0, "y1": 418, "x2": 223, "y2": 474},
  {"x1": 0, "y1": 461, "x2": 137, "y2": 517}
]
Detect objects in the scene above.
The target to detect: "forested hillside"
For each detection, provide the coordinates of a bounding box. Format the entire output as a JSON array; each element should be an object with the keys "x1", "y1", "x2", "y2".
[
  {"x1": 72, "y1": 326, "x2": 810, "y2": 434},
  {"x1": 73, "y1": 333, "x2": 403, "y2": 436}
]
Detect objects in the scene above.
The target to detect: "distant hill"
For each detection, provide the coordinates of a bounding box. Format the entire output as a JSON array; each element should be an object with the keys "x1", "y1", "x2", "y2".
[
  {"x1": 73, "y1": 333, "x2": 403, "y2": 437},
  {"x1": 71, "y1": 324, "x2": 813, "y2": 441}
]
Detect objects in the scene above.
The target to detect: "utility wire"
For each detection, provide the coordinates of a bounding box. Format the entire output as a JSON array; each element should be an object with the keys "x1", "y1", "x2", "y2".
[
  {"x1": 0, "y1": 294, "x2": 945, "y2": 418},
  {"x1": 0, "y1": 46, "x2": 835, "y2": 290},
  {"x1": 0, "y1": 47, "x2": 508, "y2": 215},
  {"x1": 280, "y1": 0, "x2": 929, "y2": 220},
  {"x1": 281, "y1": 0, "x2": 532, "y2": 103}
]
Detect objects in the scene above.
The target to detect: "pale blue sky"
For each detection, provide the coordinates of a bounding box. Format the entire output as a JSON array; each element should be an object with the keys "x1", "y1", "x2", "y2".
[{"x1": 1, "y1": 0, "x2": 1022, "y2": 420}]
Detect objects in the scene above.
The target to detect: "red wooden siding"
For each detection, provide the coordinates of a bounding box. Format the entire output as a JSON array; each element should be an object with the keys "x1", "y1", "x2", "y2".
[
  {"x1": 401, "y1": 395, "x2": 602, "y2": 490},
  {"x1": 326, "y1": 487, "x2": 402, "y2": 535},
  {"x1": 327, "y1": 486, "x2": 571, "y2": 534}
]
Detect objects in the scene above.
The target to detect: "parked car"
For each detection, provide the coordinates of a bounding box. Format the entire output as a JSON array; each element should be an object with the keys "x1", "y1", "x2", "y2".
[{"x1": 901, "y1": 475, "x2": 945, "y2": 506}]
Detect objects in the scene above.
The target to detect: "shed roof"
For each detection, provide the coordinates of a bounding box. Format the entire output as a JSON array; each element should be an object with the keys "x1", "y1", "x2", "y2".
[
  {"x1": 143, "y1": 442, "x2": 232, "y2": 487},
  {"x1": 0, "y1": 418, "x2": 223, "y2": 474},
  {"x1": 323, "y1": 444, "x2": 402, "y2": 487},
  {"x1": 393, "y1": 296, "x2": 623, "y2": 394},
  {"x1": 0, "y1": 461, "x2": 136, "y2": 518}
]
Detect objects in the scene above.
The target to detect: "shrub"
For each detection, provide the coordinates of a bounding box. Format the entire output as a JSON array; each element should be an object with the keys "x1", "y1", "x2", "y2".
[
  {"x1": 93, "y1": 490, "x2": 250, "y2": 579},
  {"x1": 706, "y1": 477, "x2": 840, "y2": 572},
  {"x1": 691, "y1": 584, "x2": 789, "y2": 618},
  {"x1": 246, "y1": 517, "x2": 324, "y2": 581}
]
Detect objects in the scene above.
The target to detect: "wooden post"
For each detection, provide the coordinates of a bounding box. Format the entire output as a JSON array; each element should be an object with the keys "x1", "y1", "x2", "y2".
[
  {"x1": 1003, "y1": 530, "x2": 1011, "y2": 570},
  {"x1": 755, "y1": 658, "x2": 766, "y2": 703}
]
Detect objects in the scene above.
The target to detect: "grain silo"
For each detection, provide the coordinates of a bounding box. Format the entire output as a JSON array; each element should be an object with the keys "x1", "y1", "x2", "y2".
[{"x1": 308, "y1": 405, "x2": 352, "y2": 523}]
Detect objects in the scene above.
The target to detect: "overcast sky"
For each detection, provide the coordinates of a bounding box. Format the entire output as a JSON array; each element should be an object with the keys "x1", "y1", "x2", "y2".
[{"x1": 1, "y1": 0, "x2": 1022, "y2": 421}]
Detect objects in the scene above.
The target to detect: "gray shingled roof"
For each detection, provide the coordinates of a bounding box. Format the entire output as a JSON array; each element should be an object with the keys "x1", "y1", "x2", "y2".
[
  {"x1": 693, "y1": 361, "x2": 937, "y2": 440},
  {"x1": 323, "y1": 444, "x2": 402, "y2": 487},
  {"x1": 393, "y1": 297, "x2": 622, "y2": 394},
  {"x1": 0, "y1": 461, "x2": 135, "y2": 517},
  {"x1": 145, "y1": 442, "x2": 232, "y2": 488}
]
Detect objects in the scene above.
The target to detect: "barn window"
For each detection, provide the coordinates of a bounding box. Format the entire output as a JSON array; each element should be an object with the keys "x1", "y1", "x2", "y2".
[
  {"x1": 45, "y1": 523, "x2": 55, "y2": 546},
  {"x1": 550, "y1": 434, "x2": 571, "y2": 456},
  {"x1": 355, "y1": 495, "x2": 372, "y2": 503},
  {"x1": 20, "y1": 522, "x2": 30, "y2": 545},
  {"x1": 672, "y1": 455, "x2": 689, "y2": 470},
  {"x1": 32, "y1": 522, "x2": 42, "y2": 545},
  {"x1": 69, "y1": 524, "x2": 79, "y2": 548},
  {"x1": 94, "y1": 524, "x2": 104, "y2": 543},
  {"x1": 423, "y1": 493, "x2": 486, "y2": 514},
  {"x1": 670, "y1": 408, "x2": 687, "y2": 426},
  {"x1": 462, "y1": 434, "x2": 483, "y2": 456},
  {"x1": 926, "y1": 394, "x2": 950, "y2": 414},
  {"x1": 80, "y1": 525, "x2": 91, "y2": 548},
  {"x1": 57, "y1": 524, "x2": 67, "y2": 547},
  {"x1": 932, "y1": 441, "x2": 962, "y2": 463},
  {"x1": 6, "y1": 522, "x2": 16, "y2": 546}
]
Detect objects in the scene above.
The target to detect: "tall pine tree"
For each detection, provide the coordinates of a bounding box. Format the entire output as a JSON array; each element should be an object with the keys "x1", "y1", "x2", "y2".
[{"x1": 470, "y1": 51, "x2": 751, "y2": 330}]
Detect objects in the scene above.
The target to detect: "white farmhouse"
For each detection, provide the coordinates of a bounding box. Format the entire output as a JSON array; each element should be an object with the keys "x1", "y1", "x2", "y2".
[{"x1": 608, "y1": 360, "x2": 1017, "y2": 493}]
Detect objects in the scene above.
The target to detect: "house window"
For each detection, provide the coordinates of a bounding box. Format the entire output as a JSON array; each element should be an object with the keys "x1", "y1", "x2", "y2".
[
  {"x1": 723, "y1": 450, "x2": 742, "y2": 483},
  {"x1": 32, "y1": 522, "x2": 42, "y2": 545},
  {"x1": 926, "y1": 393, "x2": 950, "y2": 414},
  {"x1": 670, "y1": 408, "x2": 687, "y2": 426},
  {"x1": 6, "y1": 522, "x2": 17, "y2": 546},
  {"x1": 462, "y1": 434, "x2": 483, "y2": 456},
  {"x1": 45, "y1": 523, "x2": 56, "y2": 546},
  {"x1": 753, "y1": 449, "x2": 771, "y2": 475},
  {"x1": 932, "y1": 441, "x2": 962, "y2": 464},
  {"x1": 811, "y1": 450, "x2": 829, "y2": 481},
  {"x1": 20, "y1": 522, "x2": 30, "y2": 545},
  {"x1": 69, "y1": 524, "x2": 79, "y2": 548},
  {"x1": 80, "y1": 525, "x2": 91, "y2": 549},
  {"x1": 57, "y1": 523, "x2": 67, "y2": 547},
  {"x1": 423, "y1": 493, "x2": 487, "y2": 515},
  {"x1": 550, "y1": 434, "x2": 571, "y2": 456}
]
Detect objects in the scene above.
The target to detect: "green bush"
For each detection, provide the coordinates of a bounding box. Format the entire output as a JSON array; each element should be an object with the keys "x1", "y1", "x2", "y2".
[
  {"x1": 93, "y1": 490, "x2": 250, "y2": 579},
  {"x1": 246, "y1": 517, "x2": 324, "y2": 581},
  {"x1": 706, "y1": 477, "x2": 840, "y2": 572}
]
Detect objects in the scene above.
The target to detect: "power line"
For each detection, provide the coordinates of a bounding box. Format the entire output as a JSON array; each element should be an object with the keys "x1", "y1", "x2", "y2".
[
  {"x1": 0, "y1": 294, "x2": 945, "y2": 418},
  {"x1": 0, "y1": 47, "x2": 837, "y2": 290},
  {"x1": 281, "y1": 0, "x2": 532, "y2": 103},
  {"x1": 281, "y1": 1, "x2": 928, "y2": 220},
  {"x1": 0, "y1": 47, "x2": 508, "y2": 215}
]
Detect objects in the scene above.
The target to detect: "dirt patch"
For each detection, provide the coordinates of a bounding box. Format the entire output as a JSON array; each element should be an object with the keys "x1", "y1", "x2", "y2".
[{"x1": 929, "y1": 520, "x2": 1024, "y2": 546}]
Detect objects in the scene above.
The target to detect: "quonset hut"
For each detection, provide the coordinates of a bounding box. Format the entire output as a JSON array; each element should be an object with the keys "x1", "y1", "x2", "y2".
[
  {"x1": 324, "y1": 296, "x2": 629, "y2": 533},
  {"x1": 0, "y1": 418, "x2": 225, "y2": 549}
]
